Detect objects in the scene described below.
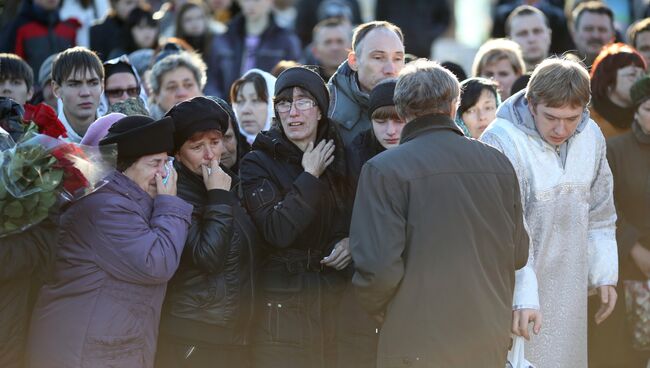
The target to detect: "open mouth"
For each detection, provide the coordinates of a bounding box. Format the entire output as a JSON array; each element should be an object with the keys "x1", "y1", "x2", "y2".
[{"x1": 288, "y1": 122, "x2": 303, "y2": 127}]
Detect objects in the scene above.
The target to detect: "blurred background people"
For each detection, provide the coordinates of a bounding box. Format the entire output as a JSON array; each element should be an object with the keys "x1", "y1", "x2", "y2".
[
  {"x1": 506, "y1": 5, "x2": 552, "y2": 71},
  {"x1": 472, "y1": 38, "x2": 525, "y2": 101},
  {"x1": 230, "y1": 68, "x2": 275, "y2": 145}
]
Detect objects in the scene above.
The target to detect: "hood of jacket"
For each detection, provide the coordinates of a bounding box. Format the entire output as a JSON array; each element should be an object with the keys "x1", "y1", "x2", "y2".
[{"x1": 495, "y1": 90, "x2": 590, "y2": 161}]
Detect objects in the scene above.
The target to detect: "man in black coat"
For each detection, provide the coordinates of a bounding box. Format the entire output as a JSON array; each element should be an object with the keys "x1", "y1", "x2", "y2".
[{"x1": 349, "y1": 59, "x2": 529, "y2": 367}]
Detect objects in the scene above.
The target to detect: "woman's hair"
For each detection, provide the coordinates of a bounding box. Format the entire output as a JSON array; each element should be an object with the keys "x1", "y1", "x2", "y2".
[
  {"x1": 471, "y1": 38, "x2": 525, "y2": 77},
  {"x1": 457, "y1": 78, "x2": 500, "y2": 116},
  {"x1": 147, "y1": 50, "x2": 207, "y2": 95},
  {"x1": 230, "y1": 72, "x2": 269, "y2": 104},
  {"x1": 590, "y1": 43, "x2": 646, "y2": 101},
  {"x1": 126, "y1": 6, "x2": 159, "y2": 52}
]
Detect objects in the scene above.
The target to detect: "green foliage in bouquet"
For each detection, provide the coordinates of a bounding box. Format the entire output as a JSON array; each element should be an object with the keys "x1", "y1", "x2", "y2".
[{"x1": 0, "y1": 125, "x2": 63, "y2": 234}]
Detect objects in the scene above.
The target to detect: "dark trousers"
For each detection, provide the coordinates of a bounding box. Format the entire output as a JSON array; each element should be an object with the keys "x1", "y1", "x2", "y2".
[
  {"x1": 250, "y1": 260, "x2": 346, "y2": 368},
  {"x1": 336, "y1": 281, "x2": 379, "y2": 368},
  {"x1": 154, "y1": 335, "x2": 250, "y2": 368}
]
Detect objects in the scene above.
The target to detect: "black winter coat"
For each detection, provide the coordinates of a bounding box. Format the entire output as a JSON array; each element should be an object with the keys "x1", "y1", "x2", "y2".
[
  {"x1": 159, "y1": 162, "x2": 260, "y2": 345},
  {"x1": 346, "y1": 128, "x2": 384, "y2": 192},
  {"x1": 0, "y1": 222, "x2": 58, "y2": 368},
  {"x1": 240, "y1": 127, "x2": 350, "y2": 253}
]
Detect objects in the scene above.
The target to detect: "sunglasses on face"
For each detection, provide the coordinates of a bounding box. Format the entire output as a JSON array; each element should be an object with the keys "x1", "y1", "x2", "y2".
[{"x1": 105, "y1": 86, "x2": 141, "y2": 99}]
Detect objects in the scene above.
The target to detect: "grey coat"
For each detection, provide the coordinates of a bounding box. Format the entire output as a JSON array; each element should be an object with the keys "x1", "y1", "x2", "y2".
[
  {"x1": 350, "y1": 114, "x2": 529, "y2": 368},
  {"x1": 327, "y1": 61, "x2": 371, "y2": 146},
  {"x1": 26, "y1": 171, "x2": 192, "y2": 368}
]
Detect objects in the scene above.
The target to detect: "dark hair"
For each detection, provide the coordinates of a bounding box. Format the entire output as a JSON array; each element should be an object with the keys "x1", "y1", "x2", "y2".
[
  {"x1": 572, "y1": 1, "x2": 614, "y2": 30},
  {"x1": 352, "y1": 21, "x2": 403, "y2": 54},
  {"x1": 0, "y1": 53, "x2": 34, "y2": 91},
  {"x1": 628, "y1": 18, "x2": 650, "y2": 48},
  {"x1": 441, "y1": 61, "x2": 467, "y2": 82},
  {"x1": 510, "y1": 73, "x2": 532, "y2": 95},
  {"x1": 458, "y1": 77, "x2": 499, "y2": 116},
  {"x1": 126, "y1": 6, "x2": 159, "y2": 53},
  {"x1": 590, "y1": 43, "x2": 646, "y2": 101},
  {"x1": 371, "y1": 105, "x2": 399, "y2": 121},
  {"x1": 51, "y1": 47, "x2": 104, "y2": 85},
  {"x1": 230, "y1": 72, "x2": 269, "y2": 104}
]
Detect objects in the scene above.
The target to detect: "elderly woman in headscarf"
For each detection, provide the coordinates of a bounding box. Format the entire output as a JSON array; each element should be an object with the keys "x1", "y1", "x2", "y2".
[
  {"x1": 26, "y1": 115, "x2": 192, "y2": 368},
  {"x1": 239, "y1": 67, "x2": 352, "y2": 368},
  {"x1": 155, "y1": 96, "x2": 260, "y2": 367}
]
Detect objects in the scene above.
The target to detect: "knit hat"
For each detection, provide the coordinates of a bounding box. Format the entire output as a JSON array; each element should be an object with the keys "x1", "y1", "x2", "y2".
[
  {"x1": 274, "y1": 67, "x2": 329, "y2": 115},
  {"x1": 367, "y1": 79, "x2": 397, "y2": 119},
  {"x1": 631, "y1": 75, "x2": 650, "y2": 108},
  {"x1": 38, "y1": 53, "x2": 57, "y2": 88},
  {"x1": 81, "y1": 113, "x2": 126, "y2": 146},
  {"x1": 99, "y1": 115, "x2": 175, "y2": 159},
  {"x1": 165, "y1": 96, "x2": 230, "y2": 150}
]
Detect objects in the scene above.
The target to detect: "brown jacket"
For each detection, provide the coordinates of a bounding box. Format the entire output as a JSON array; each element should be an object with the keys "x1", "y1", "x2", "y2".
[{"x1": 589, "y1": 105, "x2": 632, "y2": 139}]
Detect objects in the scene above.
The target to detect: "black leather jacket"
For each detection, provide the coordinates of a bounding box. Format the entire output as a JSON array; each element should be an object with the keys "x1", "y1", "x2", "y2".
[{"x1": 161, "y1": 162, "x2": 260, "y2": 345}]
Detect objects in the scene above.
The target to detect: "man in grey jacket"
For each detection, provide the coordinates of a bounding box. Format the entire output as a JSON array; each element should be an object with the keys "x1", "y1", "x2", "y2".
[
  {"x1": 327, "y1": 21, "x2": 405, "y2": 146},
  {"x1": 350, "y1": 59, "x2": 529, "y2": 367}
]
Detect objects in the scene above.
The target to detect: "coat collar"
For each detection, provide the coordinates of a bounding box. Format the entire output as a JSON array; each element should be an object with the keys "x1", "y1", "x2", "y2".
[
  {"x1": 633, "y1": 120, "x2": 650, "y2": 145},
  {"x1": 400, "y1": 113, "x2": 463, "y2": 144}
]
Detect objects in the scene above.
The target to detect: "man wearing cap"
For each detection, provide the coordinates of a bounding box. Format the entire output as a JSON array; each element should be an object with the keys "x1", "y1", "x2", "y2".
[
  {"x1": 350, "y1": 60, "x2": 529, "y2": 367},
  {"x1": 26, "y1": 115, "x2": 193, "y2": 368},
  {"x1": 328, "y1": 21, "x2": 405, "y2": 146}
]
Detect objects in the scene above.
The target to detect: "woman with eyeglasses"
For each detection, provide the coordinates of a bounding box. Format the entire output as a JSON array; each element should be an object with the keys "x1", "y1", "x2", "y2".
[
  {"x1": 26, "y1": 115, "x2": 192, "y2": 368},
  {"x1": 98, "y1": 55, "x2": 150, "y2": 116},
  {"x1": 240, "y1": 67, "x2": 352, "y2": 367}
]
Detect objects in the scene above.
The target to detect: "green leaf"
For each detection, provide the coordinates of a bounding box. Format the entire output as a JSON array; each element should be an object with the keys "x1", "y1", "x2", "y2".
[{"x1": 4, "y1": 201, "x2": 24, "y2": 218}]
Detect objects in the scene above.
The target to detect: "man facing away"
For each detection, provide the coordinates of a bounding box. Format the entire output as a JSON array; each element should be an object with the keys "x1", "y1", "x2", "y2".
[
  {"x1": 480, "y1": 57, "x2": 618, "y2": 367},
  {"x1": 350, "y1": 59, "x2": 529, "y2": 367}
]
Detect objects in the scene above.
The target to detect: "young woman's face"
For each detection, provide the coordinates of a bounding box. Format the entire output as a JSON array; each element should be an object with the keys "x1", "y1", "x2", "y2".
[
  {"x1": 233, "y1": 82, "x2": 268, "y2": 136},
  {"x1": 461, "y1": 89, "x2": 498, "y2": 138},
  {"x1": 181, "y1": 6, "x2": 207, "y2": 37},
  {"x1": 610, "y1": 64, "x2": 645, "y2": 107},
  {"x1": 481, "y1": 58, "x2": 519, "y2": 101},
  {"x1": 132, "y1": 21, "x2": 158, "y2": 49}
]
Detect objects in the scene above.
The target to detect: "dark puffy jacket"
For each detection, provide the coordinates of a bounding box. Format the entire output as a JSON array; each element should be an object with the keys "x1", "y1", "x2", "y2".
[
  {"x1": 0, "y1": 222, "x2": 58, "y2": 368},
  {"x1": 239, "y1": 127, "x2": 350, "y2": 253},
  {"x1": 160, "y1": 162, "x2": 260, "y2": 345},
  {"x1": 207, "y1": 14, "x2": 301, "y2": 99},
  {"x1": 0, "y1": 0, "x2": 78, "y2": 75}
]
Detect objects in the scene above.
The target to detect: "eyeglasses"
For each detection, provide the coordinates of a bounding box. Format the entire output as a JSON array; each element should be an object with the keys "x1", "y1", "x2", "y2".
[
  {"x1": 276, "y1": 98, "x2": 317, "y2": 113},
  {"x1": 105, "y1": 86, "x2": 141, "y2": 99}
]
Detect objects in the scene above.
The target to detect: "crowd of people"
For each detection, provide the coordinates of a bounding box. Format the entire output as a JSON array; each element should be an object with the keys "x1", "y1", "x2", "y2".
[{"x1": 0, "y1": 0, "x2": 650, "y2": 367}]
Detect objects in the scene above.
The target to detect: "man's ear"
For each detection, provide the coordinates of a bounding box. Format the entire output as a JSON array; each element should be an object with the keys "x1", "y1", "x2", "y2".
[
  {"x1": 348, "y1": 51, "x2": 358, "y2": 71},
  {"x1": 52, "y1": 80, "x2": 61, "y2": 99},
  {"x1": 26, "y1": 87, "x2": 34, "y2": 102}
]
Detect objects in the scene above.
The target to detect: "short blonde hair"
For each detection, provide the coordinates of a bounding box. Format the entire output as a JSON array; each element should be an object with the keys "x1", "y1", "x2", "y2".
[
  {"x1": 472, "y1": 38, "x2": 526, "y2": 77},
  {"x1": 525, "y1": 57, "x2": 590, "y2": 108}
]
